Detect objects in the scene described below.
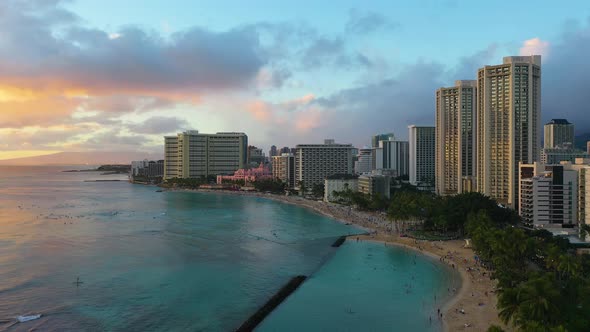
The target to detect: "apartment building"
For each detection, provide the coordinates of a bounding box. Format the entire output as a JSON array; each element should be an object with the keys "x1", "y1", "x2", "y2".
[
  {"x1": 164, "y1": 130, "x2": 247, "y2": 179},
  {"x1": 435, "y1": 80, "x2": 477, "y2": 195}
]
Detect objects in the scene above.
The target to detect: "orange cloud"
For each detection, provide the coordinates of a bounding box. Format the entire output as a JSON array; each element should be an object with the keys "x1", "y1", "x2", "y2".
[{"x1": 519, "y1": 37, "x2": 550, "y2": 58}]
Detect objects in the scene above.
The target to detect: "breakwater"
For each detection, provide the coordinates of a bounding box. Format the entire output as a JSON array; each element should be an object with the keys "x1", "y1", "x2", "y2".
[{"x1": 236, "y1": 276, "x2": 307, "y2": 332}]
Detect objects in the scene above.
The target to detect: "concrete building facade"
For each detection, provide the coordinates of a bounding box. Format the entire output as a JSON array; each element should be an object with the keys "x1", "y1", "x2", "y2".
[
  {"x1": 272, "y1": 153, "x2": 295, "y2": 188},
  {"x1": 409, "y1": 125, "x2": 436, "y2": 187},
  {"x1": 541, "y1": 148, "x2": 590, "y2": 164},
  {"x1": 355, "y1": 148, "x2": 373, "y2": 174},
  {"x1": 164, "y1": 130, "x2": 248, "y2": 180},
  {"x1": 358, "y1": 174, "x2": 391, "y2": 199},
  {"x1": 295, "y1": 139, "x2": 353, "y2": 191},
  {"x1": 544, "y1": 119, "x2": 574, "y2": 149},
  {"x1": 519, "y1": 162, "x2": 578, "y2": 226},
  {"x1": 435, "y1": 80, "x2": 477, "y2": 195},
  {"x1": 476, "y1": 55, "x2": 542, "y2": 208},
  {"x1": 371, "y1": 133, "x2": 395, "y2": 148},
  {"x1": 374, "y1": 139, "x2": 409, "y2": 177}
]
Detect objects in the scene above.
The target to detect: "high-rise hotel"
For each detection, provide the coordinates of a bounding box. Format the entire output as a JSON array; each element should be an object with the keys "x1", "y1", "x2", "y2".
[
  {"x1": 435, "y1": 80, "x2": 477, "y2": 195},
  {"x1": 295, "y1": 139, "x2": 354, "y2": 190},
  {"x1": 476, "y1": 55, "x2": 541, "y2": 208},
  {"x1": 164, "y1": 130, "x2": 248, "y2": 180}
]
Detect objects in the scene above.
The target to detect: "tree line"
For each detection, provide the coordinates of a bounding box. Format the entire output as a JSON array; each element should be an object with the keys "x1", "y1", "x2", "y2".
[{"x1": 465, "y1": 212, "x2": 590, "y2": 331}]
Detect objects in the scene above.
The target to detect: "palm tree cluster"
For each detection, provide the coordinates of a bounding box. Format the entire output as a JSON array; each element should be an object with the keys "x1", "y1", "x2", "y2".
[
  {"x1": 387, "y1": 191, "x2": 519, "y2": 233},
  {"x1": 466, "y1": 212, "x2": 590, "y2": 332}
]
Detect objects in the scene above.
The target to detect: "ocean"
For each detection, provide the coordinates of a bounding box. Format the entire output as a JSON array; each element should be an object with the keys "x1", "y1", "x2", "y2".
[{"x1": 0, "y1": 166, "x2": 457, "y2": 331}]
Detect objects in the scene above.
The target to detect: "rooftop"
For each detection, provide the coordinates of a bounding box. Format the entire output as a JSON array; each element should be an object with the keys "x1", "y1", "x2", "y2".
[{"x1": 546, "y1": 119, "x2": 572, "y2": 125}]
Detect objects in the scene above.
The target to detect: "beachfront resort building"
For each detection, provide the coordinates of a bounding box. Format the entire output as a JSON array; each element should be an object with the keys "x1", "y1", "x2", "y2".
[
  {"x1": 476, "y1": 55, "x2": 541, "y2": 208},
  {"x1": 409, "y1": 125, "x2": 435, "y2": 188},
  {"x1": 216, "y1": 163, "x2": 272, "y2": 184},
  {"x1": 324, "y1": 174, "x2": 359, "y2": 202},
  {"x1": 519, "y1": 162, "x2": 578, "y2": 226},
  {"x1": 358, "y1": 174, "x2": 391, "y2": 199},
  {"x1": 544, "y1": 119, "x2": 574, "y2": 149},
  {"x1": 373, "y1": 138, "x2": 409, "y2": 178},
  {"x1": 295, "y1": 139, "x2": 354, "y2": 192},
  {"x1": 272, "y1": 153, "x2": 295, "y2": 188},
  {"x1": 164, "y1": 130, "x2": 248, "y2": 180},
  {"x1": 435, "y1": 80, "x2": 477, "y2": 195}
]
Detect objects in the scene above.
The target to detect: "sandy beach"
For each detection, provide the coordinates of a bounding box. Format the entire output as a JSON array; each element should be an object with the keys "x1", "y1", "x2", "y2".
[{"x1": 171, "y1": 189, "x2": 512, "y2": 331}]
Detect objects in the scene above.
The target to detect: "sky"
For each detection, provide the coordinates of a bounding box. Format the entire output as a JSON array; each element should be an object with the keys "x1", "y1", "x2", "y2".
[{"x1": 1, "y1": 0, "x2": 590, "y2": 160}]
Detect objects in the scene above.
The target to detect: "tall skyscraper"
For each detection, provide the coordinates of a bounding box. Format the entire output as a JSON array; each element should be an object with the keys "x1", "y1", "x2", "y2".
[
  {"x1": 544, "y1": 119, "x2": 574, "y2": 148},
  {"x1": 295, "y1": 139, "x2": 353, "y2": 190},
  {"x1": 164, "y1": 130, "x2": 248, "y2": 180},
  {"x1": 408, "y1": 125, "x2": 436, "y2": 187},
  {"x1": 435, "y1": 80, "x2": 477, "y2": 195},
  {"x1": 371, "y1": 133, "x2": 395, "y2": 148},
  {"x1": 476, "y1": 55, "x2": 541, "y2": 208}
]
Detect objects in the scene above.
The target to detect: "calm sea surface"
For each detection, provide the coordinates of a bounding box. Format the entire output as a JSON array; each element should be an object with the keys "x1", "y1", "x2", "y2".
[{"x1": 0, "y1": 166, "x2": 458, "y2": 331}]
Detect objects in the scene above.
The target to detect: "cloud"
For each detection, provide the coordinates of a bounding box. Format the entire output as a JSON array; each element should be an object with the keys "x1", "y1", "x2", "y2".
[
  {"x1": 301, "y1": 37, "x2": 347, "y2": 67},
  {"x1": 0, "y1": 24, "x2": 266, "y2": 94},
  {"x1": 519, "y1": 37, "x2": 549, "y2": 58},
  {"x1": 128, "y1": 116, "x2": 190, "y2": 134},
  {"x1": 542, "y1": 21, "x2": 590, "y2": 133},
  {"x1": 451, "y1": 44, "x2": 498, "y2": 79},
  {"x1": 345, "y1": 9, "x2": 398, "y2": 34},
  {"x1": 80, "y1": 96, "x2": 178, "y2": 114}
]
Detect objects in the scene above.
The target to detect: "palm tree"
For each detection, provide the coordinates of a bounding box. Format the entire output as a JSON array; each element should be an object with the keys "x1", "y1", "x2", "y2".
[
  {"x1": 517, "y1": 274, "x2": 560, "y2": 326},
  {"x1": 498, "y1": 287, "x2": 520, "y2": 326},
  {"x1": 557, "y1": 254, "x2": 580, "y2": 281}
]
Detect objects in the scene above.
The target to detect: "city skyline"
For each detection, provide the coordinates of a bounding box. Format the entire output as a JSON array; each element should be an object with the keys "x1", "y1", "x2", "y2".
[{"x1": 2, "y1": 0, "x2": 590, "y2": 161}]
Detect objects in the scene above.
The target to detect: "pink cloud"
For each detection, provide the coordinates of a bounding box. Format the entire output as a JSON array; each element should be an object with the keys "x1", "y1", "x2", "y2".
[{"x1": 519, "y1": 37, "x2": 550, "y2": 59}]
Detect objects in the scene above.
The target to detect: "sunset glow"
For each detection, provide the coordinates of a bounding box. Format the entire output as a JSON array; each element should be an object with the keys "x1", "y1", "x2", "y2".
[{"x1": 0, "y1": 0, "x2": 589, "y2": 163}]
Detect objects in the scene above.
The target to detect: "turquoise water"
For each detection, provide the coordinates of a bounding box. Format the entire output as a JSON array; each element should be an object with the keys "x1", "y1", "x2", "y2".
[
  {"x1": 0, "y1": 166, "x2": 457, "y2": 331},
  {"x1": 259, "y1": 241, "x2": 460, "y2": 332}
]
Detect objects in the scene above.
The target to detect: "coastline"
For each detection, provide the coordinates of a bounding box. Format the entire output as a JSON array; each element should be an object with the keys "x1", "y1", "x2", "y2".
[{"x1": 164, "y1": 188, "x2": 511, "y2": 331}]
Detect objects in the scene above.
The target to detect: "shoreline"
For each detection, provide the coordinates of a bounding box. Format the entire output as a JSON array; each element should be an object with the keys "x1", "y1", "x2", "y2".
[{"x1": 163, "y1": 188, "x2": 510, "y2": 331}]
